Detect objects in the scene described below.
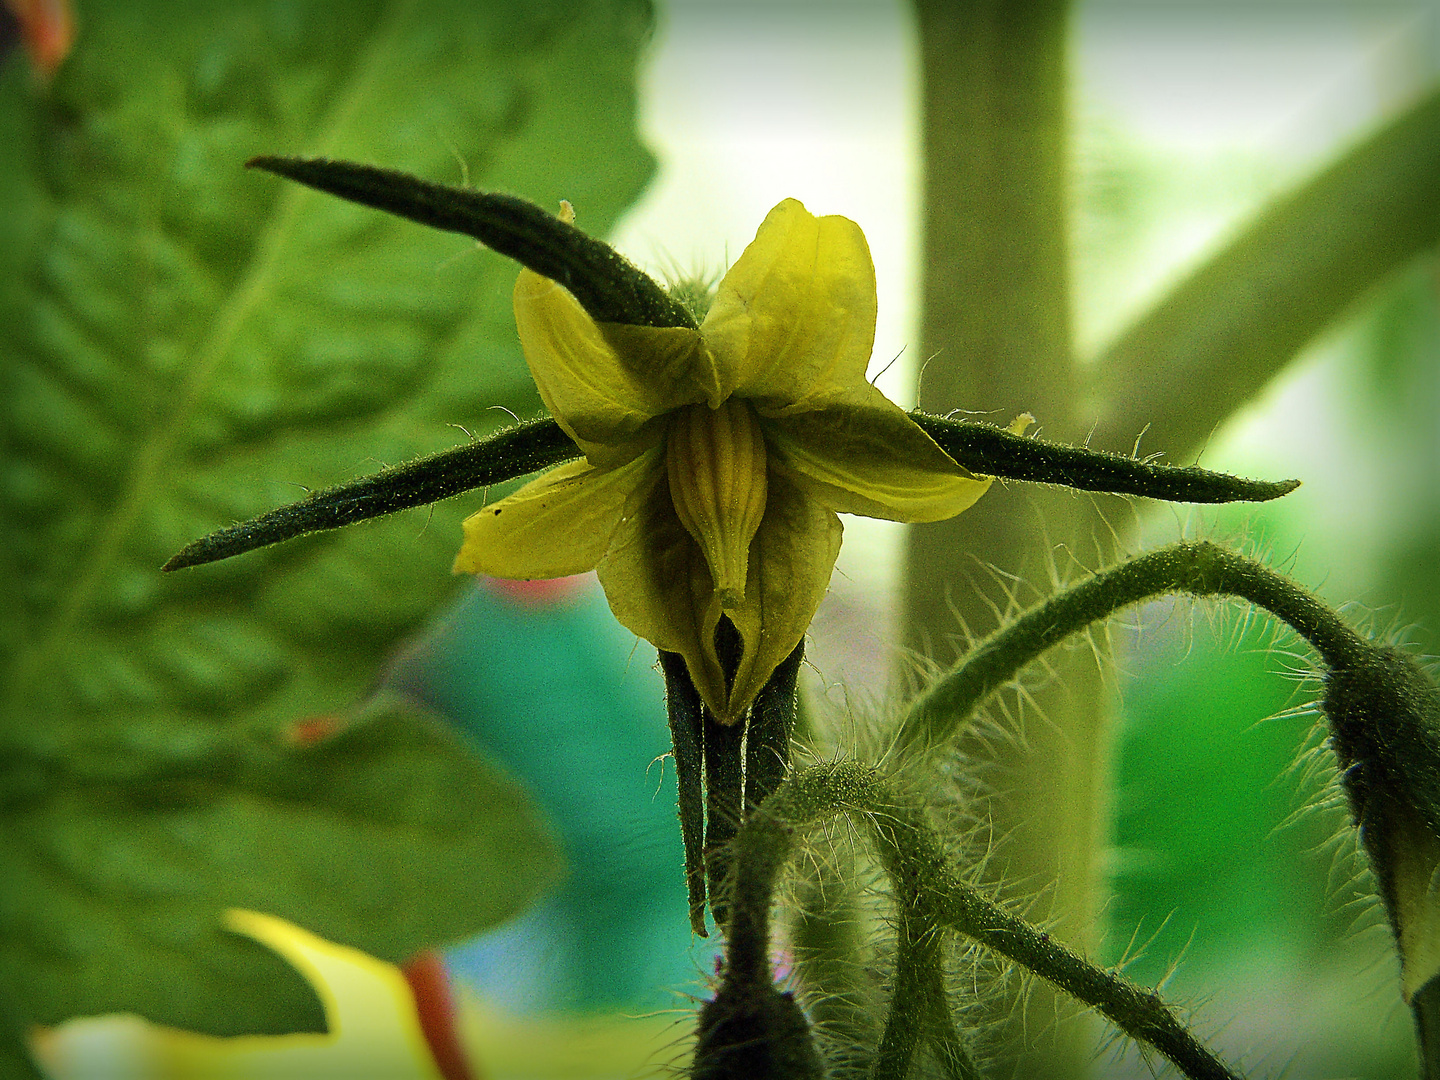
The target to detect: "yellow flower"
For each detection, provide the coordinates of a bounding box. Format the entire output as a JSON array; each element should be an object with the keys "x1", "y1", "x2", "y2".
[{"x1": 454, "y1": 199, "x2": 993, "y2": 722}]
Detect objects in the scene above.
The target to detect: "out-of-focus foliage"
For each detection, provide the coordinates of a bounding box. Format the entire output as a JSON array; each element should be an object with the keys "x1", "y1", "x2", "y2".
[
  {"x1": 1072, "y1": 77, "x2": 1440, "y2": 1080},
  {"x1": 906, "y1": 2, "x2": 1440, "y2": 1073},
  {"x1": 0, "y1": 0, "x2": 656, "y2": 1064}
]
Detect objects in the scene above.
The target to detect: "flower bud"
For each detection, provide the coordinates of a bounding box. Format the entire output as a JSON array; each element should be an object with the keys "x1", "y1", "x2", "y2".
[{"x1": 1324, "y1": 645, "x2": 1440, "y2": 1004}]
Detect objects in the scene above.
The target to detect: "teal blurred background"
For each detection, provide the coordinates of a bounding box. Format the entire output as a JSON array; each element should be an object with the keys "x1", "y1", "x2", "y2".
[{"x1": 388, "y1": 576, "x2": 716, "y2": 1014}]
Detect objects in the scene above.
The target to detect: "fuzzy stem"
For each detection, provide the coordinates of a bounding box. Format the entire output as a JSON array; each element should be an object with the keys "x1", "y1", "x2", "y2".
[
  {"x1": 735, "y1": 763, "x2": 1239, "y2": 1080},
  {"x1": 871, "y1": 933, "x2": 930, "y2": 1080},
  {"x1": 895, "y1": 539, "x2": 1366, "y2": 756},
  {"x1": 874, "y1": 928, "x2": 983, "y2": 1080}
]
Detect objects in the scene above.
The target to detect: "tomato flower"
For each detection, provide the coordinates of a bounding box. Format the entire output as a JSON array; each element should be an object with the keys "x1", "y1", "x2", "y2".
[{"x1": 454, "y1": 199, "x2": 996, "y2": 721}]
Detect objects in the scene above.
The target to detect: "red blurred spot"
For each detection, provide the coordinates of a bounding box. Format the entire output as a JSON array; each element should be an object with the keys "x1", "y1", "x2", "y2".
[
  {"x1": 289, "y1": 715, "x2": 342, "y2": 746},
  {"x1": 485, "y1": 573, "x2": 592, "y2": 609},
  {"x1": 4, "y1": 0, "x2": 74, "y2": 76},
  {"x1": 402, "y1": 950, "x2": 475, "y2": 1080}
]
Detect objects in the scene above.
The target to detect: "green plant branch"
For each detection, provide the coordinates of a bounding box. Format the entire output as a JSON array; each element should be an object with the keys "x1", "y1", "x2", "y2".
[
  {"x1": 924, "y1": 970, "x2": 985, "y2": 1080},
  {"x1": 874, "y1": 928, "x2": 983, "y2": 1080},
  {"x1": 1087, "y1": 84, "x2": 1440, "y2": 459},
  {"x1": 872, "y1": 930, "x2": 934, "y2": 1080},
  {"x1": 728, "y1": 762, "x2": 1240, "y2": 1079},
  {"x1": 894, "y1": 540, "x2": 1364, "y2": 757},
  {"x1": 887, "y1": 539, "x2": 1440, "y2": 1070}
]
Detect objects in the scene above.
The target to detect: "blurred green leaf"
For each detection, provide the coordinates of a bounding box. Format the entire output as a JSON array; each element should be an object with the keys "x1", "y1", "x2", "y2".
[
  {"x1": 1, "y1": 696, "x2": 563, "y2": 1036},
  {"x1": 0, "y1": 0, "x2": 651, "y2": 1049},
  {"x1": 1087, "y1": 84, "x2": 1440, "y2": 458},
  {"x1": 0, "y1": 1004, "x2": 43, "y2": 1080}
]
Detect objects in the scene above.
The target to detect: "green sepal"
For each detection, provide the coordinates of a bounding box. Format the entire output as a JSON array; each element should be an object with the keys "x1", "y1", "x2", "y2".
[
  {"x1": 911, "y1": 412, "x2": 1299, "y2": 503},
  {"x1": 163, "y1": 417, "x2": 578, "y2": 570},
  {"x1": 249, "y1": 155, "x2": 695, "y2": 330}
]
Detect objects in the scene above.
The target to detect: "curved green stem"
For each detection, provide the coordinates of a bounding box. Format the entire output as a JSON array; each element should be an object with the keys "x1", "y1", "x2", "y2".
[{"x1": 894, "y1": 539, "x2": 1366, "y2": 756}]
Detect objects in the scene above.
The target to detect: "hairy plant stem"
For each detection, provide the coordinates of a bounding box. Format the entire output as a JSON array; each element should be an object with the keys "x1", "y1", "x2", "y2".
[
  {"x1": 874, "y1": 928, "x2": 983, "y2": 1080},
  {"x1": 889, "y1": 538, "x2": 1440, "y2": 1073},
  {"x1": 732, "y1": 763, "x2": 1241, "y2": 1080},
  {"x1": 692, "y1": 646, "x2": 820, "y2": 1079},
  {"x1": 895, "y1": 539, "x2": 1363, "y2": 756}
]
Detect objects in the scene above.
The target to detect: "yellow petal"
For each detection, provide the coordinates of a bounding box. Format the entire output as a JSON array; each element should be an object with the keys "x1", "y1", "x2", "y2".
[
  {"x1": 209, "y1": 910, "x2": 439, "y2": 1078},
  {"x1": 766, "y1": 384, "x2": 991, "y2": 522},
  {"x1": 595, "y1": 477, "x2": 729, "y2": 717},
  {"x1": 722, "y1": 470, "x2": 844, "y2": 721},
  {"x1": 454, "y1": 449, "x2": 660, "y2": 579},
  {"x1": 700, "y1": 198, "x2": 877, "y2": 410},
  {"x1": 514, "y1": 270, "x2": 710, "y2": 454},
  {"x1": 49, "y1": 912, "x2": 442, "y2": 1080}
]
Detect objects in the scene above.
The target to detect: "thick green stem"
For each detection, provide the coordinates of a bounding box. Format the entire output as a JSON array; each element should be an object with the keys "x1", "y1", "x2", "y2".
[
  {"x1": 1086, "y1": 85, "x2": 1440, "y2": 458},
  {"x1": 905, "y1": 4, "x2": 1095, "y2": 1072}
]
